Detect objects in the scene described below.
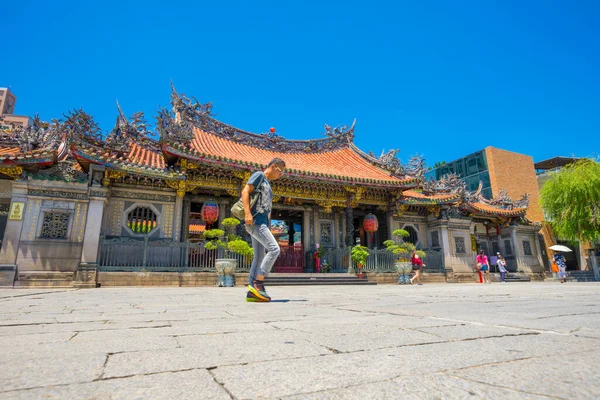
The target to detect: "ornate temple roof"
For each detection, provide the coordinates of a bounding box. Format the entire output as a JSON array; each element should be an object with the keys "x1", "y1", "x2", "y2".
[
  {"x1": 0, "y1": 85, "x2": 530, "y2": 222},
  {"x1": 156, "y1": 85, "x2": 421, "y2": 187},
  {"x1": 162, "y1": 127, "x2": 415, "y2": 186}
]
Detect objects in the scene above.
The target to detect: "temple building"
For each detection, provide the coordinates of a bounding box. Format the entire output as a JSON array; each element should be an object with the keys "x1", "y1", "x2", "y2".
[{"x1": 0, "y1": 86, "x2": 544, "y2": 287}]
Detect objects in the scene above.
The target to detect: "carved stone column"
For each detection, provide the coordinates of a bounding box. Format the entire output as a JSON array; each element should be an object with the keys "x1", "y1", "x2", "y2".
[
  {"x1": 0, "y1": 181, "x2": 28, "y2": 287},
  {"x1": 302, "y1": 208, "x2": 311, "y2": 250},
  {"x1": 345, "y1": 205, "x2": 354, "y2": 247},
  {"x1": 172, "y1": 195, "x2": 184, "y2": 242},
  {"x1": 180, "y1": 199, "x2": 191, "y2": 242},
  {"x1": 75, "y1": 187, "x2": 108, "y2": 288}
]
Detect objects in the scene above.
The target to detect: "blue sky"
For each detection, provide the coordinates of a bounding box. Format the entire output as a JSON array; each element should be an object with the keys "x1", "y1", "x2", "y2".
[{"x1": 2, "y1": 0, "x2": 599, "y2": 165}]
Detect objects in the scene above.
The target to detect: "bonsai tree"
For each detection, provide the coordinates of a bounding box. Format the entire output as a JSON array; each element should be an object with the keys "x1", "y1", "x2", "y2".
[
  {"x1": 383, "y1": 229, "x2": 426, "y2": 262},
  {"x1": 204, "y1": 217, "x2": 253, "y2": 258},
  {"x1": 351, "y1": 245, "x2": 370, "y2": 277}
]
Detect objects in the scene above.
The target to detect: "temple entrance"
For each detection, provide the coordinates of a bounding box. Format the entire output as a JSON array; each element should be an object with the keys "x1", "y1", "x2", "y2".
[{"x1": 270, "y1": 209, "x2": 303, "y2": 273}]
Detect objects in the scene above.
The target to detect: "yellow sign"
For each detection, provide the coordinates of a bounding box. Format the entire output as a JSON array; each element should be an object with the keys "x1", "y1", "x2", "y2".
[
  {"x1": 470, "y1": 234, "x2": 478, "y2": 252},
  {"x1": 8, "y1": 202, "x2": 25, "y2": 221}
]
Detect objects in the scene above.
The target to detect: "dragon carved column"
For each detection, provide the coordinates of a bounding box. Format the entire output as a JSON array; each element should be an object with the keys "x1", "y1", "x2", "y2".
[{"x1": 345, "y1": 205, "x2": 354, "y2": 247}]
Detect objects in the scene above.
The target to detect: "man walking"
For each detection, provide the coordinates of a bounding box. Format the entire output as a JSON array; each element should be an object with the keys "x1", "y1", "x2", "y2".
[{"x1": 242, "y1": 158, "x2": 286, "y2": 302}]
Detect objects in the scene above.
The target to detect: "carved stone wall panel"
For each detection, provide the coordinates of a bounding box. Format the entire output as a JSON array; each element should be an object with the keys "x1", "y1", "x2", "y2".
[
  {"x1": 71, "y1": 203, "x2": 88, "y2": 243},
  {"x1": 392, "y1": 215, "x2": 427, "y2": 223},
  {"x1": 105, "y1": 199, "x2": 124, "y2": 236},
  {"x1": 0, "y1": 202, "x2": 9, "y2": 216},
  {"x1": 111, "y1": 190, "x2": 175, "y2": 203},
  {"x1": 110, "y1": 174, "x2": 168, "y2": 189},
  {"x1": 28, "y1": 189, "x2": 88, "y2": 201},
  {"x1": 162, "y1": 203, "x2": 175, "y2": 238},
  {"x1": 448, "y1": 224, "x2": 471, "y2": 231},
  {"x1": 41, "y1": 200, "x2": 75, "y2": 210},
  {"x1": 318, "y1": 220, "x2": 335, "y2": 248},
  {"x1": 21, "y1": 199, "x2": 41, "y2": 241},
  {"x1": 0, "y1": 180, "x2": 12, "y2": 199},
  {"x1": 319, "y1": 212, "x2": 333, "y2": 220}
]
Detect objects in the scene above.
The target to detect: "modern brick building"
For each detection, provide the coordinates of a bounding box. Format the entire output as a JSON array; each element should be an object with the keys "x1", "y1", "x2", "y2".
[
  {"x1": 0, "y1": 87, "x2": 32, "y2": 129},
  {"x1": 427, "y1": 147, "x2": 543, "y2": 223}
]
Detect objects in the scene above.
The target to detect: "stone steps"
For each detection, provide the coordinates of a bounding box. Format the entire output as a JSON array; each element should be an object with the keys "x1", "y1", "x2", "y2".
[
  {"x1": 566, "y1": 271, "x2": 598, "y2": 282},
  {"x1": 504, "y1": 273, "x2": 531, "y2": 282},
  {"x1": 265, "y1": 275, "x2": 376, "y2": 286},
  {"x1": 14, "y1": 272, "x2": 75, "y2": 288}
]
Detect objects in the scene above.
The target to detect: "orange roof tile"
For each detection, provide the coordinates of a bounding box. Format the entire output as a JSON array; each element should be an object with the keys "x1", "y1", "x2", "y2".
[
  {"x1": 467, "y1": 202, "x2": 526, "y2": 217},
  {"x1": 127, "y1": 143, "x2": 165, "y2": 169},
  {"x1": 167, "y1": 128, "x2": 412, "y2": 185},
  {"x1": 401, "y1": 190, "x2": 461, "y2": 204},
  {"x1": 72, "y1": 141, "x2": 178, "y2": 179},
  {"x1": 0, "y1": 147, "x2": 19, "y2": 156}
]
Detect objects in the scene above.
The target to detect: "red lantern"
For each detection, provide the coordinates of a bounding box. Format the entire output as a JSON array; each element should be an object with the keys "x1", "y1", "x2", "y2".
[
  {"x1": 201, "y1": 201, "x2": 219, "y2": 224},
  {"x1": 363, "y1": 213, "x2": 379, "y2": 233},
  {"x1": 269, "y1": 127, "x2": 276, "y2": 133}
]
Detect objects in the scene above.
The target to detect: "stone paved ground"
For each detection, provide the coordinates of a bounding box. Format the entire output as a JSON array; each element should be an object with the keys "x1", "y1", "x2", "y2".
[{"x1": 1, "y1": 283, "x2": 599, "y2": 399}]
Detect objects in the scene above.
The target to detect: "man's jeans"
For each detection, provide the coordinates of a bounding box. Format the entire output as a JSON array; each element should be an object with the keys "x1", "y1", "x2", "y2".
[{"x1": 245, "y1": 224, "x2": 280, "y2": 283}]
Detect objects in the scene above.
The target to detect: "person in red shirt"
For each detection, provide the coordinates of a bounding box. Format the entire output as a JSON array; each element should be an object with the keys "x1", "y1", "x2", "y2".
[
  {"x1": 475, "y1": 249, "x2": 491, "y2": 283},
  {"x1": 410, "y1": 250, "x2": 425, "y2": 285}
]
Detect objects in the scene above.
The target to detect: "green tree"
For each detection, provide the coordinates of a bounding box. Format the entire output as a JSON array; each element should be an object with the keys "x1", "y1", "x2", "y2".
[{"x1": 540, "y1": 158, "x2": 600, "y2": 247}]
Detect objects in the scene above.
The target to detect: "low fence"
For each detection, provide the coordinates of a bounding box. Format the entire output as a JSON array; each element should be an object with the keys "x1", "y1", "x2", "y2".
[
  {"x1": 99, "y1": 237, "x2": 251, "y2": 272},
  {"x1": 99, "y1": 237, "x2": 446, "y2": 274},
  {"x1": 311, "y1": 248, "x2": 445, "y2": 274}
]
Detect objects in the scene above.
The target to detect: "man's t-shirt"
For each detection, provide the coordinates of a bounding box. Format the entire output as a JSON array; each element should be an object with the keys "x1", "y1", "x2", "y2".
[{"x1": 247, "y1": 171, "x2": 272, "y2": 226}]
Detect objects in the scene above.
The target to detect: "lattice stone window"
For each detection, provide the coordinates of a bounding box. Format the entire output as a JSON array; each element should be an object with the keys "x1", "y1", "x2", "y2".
[
  {"x1": 40, "y1": 213, "x2": 70, "y2": 239},
  {"x1": 455, "y1": 236, "x2": 466, "y2": 254},
  {"x1": 127, "y1": 206, "x2": 157, "y2": 234},
  {"x1": 523, "y1": 240, "x2": 532, "y2": 256}
]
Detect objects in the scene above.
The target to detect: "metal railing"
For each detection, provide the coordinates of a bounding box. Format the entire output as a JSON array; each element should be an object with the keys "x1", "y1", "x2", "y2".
[
  {"x1": 99, "y1": 237, "x2": 252, "y2": 272},
  {"x1": 309, "y1": 247, "x2": 445, "y2": 273},
  {"x1": 99, "y1": 237, "x2": 446, "y2": 274}
]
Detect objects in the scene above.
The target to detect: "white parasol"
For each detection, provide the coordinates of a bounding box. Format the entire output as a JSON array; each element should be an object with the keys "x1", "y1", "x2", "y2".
[{"x1": 549, "y1": 245, "x2": 572, "y2": 252}]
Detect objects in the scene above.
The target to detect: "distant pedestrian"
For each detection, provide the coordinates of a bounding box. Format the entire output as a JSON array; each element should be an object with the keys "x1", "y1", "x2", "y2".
[
  {"x1": 475, "y1": 249, "x2": 491, "y2": 283},
  {"x1": 410, "y1": 250, "x2": 424, "y2": 285},
  {"x1": 553, "y1": 252, "x2": 568, "y2": 284},
  {"x1": 497, "y1": 254, "x2": 507, "y2": 283}
]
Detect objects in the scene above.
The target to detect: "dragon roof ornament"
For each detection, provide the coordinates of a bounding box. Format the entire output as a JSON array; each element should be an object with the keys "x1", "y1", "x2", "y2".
[
  {"x1": 62, "y1": 109, "x2": 104, "y2": 146},
  {"x1": 167, "y1": 83, "x2": 355, "y2": 153},
  {"x1": 364, "y1": 149, "x2": 426, "y2": 180},
  {"x1": 422, "y1": 173, "x2": 479, "y2": 203},
  {"x1": 478, "y1": 189, "x2": 529, "y2": 210},
  {"x1": 1, "y1": 114, "x2": 61, "y2": 153},
  {"x1": 106, "y1": 103, "x2": 160, "y2": 153}
]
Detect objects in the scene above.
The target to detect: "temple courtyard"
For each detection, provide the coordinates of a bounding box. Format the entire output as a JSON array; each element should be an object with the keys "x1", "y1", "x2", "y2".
[{"x1": 1, "y1": 283, "x2": 599, "y2": 399}]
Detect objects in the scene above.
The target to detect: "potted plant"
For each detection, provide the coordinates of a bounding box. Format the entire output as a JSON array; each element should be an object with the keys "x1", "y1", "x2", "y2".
[
  {"x1": 383, "y1": 229, "x2": 426, "y2": 284},
  {"x1": 351, "y1": 245, "x2": 370, "y2": 279},
  {"x1": 204, "y1": 218, "x2": 253, "y2": 286}
]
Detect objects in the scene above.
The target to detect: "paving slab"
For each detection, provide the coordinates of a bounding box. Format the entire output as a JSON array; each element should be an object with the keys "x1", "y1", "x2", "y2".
[{"x1": 0, "y1": 283, "x2": 599, "y2": 399}]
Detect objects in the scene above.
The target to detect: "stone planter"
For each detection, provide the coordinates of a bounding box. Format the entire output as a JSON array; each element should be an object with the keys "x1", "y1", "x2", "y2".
[
  {"x1": 395, "y1": 261, "x2": 412, "y2": 284},
  {"x1": 215, "y1": 258, "x2": 237, "y2": 287}
]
